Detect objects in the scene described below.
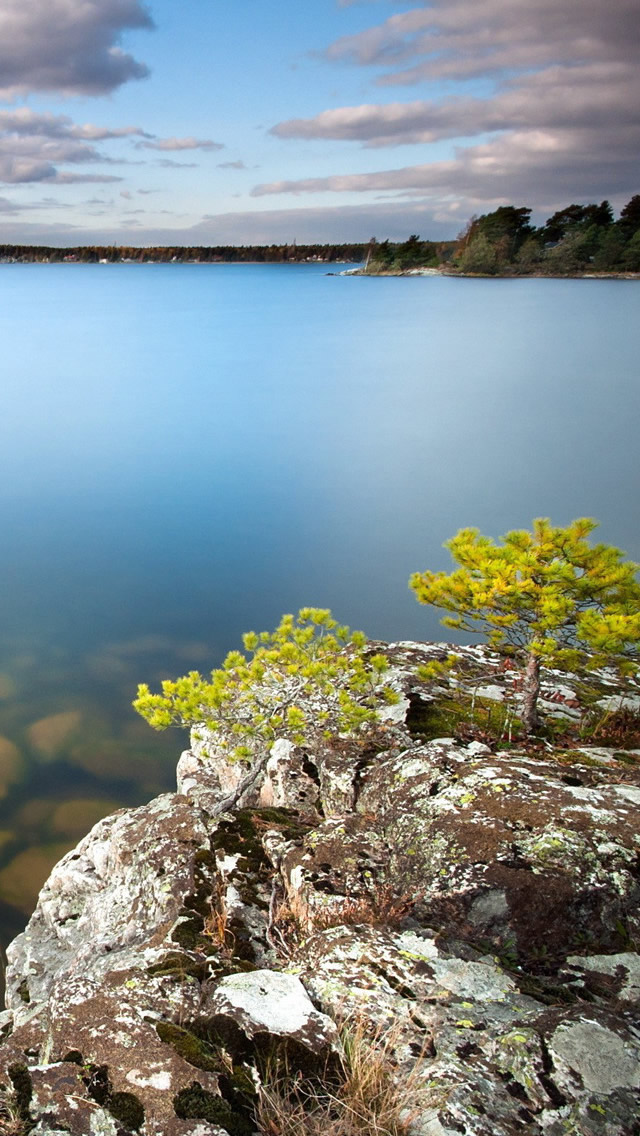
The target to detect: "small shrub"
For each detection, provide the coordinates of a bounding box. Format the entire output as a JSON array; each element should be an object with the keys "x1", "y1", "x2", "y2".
[
  {"x1": 580, "y1": 705, "x2": 640, "y2": 748},
  {"x1": 134, "y1": 609, "x2": 397, "y2": 762}
]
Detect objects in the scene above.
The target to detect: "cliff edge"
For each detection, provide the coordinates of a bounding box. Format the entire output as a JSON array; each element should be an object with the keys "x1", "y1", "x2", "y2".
[{"x1": 0, "y1": 641, "x2": 638, "y2": 1135}]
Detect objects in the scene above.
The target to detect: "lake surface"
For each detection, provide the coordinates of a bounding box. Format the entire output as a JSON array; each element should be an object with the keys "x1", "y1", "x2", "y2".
[{"x1": 0, "y1": 263, "x2": 638, "y2": 946}]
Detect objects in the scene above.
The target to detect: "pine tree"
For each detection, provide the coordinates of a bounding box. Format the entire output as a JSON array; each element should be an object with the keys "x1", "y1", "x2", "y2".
[
  {"x1": 410, "y1": 519, "x2": 640, "y2": 734},
  {"x1": 134, "y1": 608, "x2": 396, "y2": 761}
]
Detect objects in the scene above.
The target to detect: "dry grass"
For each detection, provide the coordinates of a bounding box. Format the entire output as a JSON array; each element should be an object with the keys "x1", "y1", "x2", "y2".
[
  {"x1": 309, "y1": 885, "x2": 420, "y2": 932},
  {"x1": 0, "y1": 1094, "x2": 23, "y2": 1136},
  {"x1": 255, "y1": 1017, "x2": 428, "y2": 1136},
  {"x1": 271, "y1": 882, "x2": 422, "y2": 959},
  {"x1": 202, "y1": 884, "x2": 236, "y2": 957}
]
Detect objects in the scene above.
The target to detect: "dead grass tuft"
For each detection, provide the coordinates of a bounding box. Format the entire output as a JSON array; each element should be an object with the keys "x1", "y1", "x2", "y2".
[
  {"x1": 255, "y1": 1017, "x2": 429, "y2": 1136},
  {"x1": 0, "y1": 1094, "x2": 23, "y2": 1136}
]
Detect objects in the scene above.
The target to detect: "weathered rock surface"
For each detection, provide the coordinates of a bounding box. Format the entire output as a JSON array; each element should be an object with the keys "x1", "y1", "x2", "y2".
[{"x1": 0, "y1": 642, "x2": 638, "y2": 1134}]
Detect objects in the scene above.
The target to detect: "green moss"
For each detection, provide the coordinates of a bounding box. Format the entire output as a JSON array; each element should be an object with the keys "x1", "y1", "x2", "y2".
[
  {"x1": 212, "y1": 812, "x2": 262, "y2": 858},
  {"x1": 156, "y1": 1021, "x2": 226, "y2": 1073},
  {"x1": 109, "y1": 1092, "x2": 145, "y2": 1131},
  {"x1": 407, "y1": 692, "x2": 520, "y2": 744},
  {"x1": 202, "y1": 1015, "x2": 250, "y2": 1061},
  {"x1": 613, "y1": 751, "x2": 638, "y2": 765},
  {"x1": 230, "y1": 1065, "x2": 256, "y2": 1097},
  {"x1": 146, "y1": 952, "x2": 208, "y2": 982},
  {"x1": 173, "y1": 1082, "x2": 253, "y2": 1135},
  {"x1": 16, "y1": 980, "x2": 30, "y2": 1004},
  {"x1": 512, "y1": 973, "x2": 577, "y2": 1005},
  {"x1": 171, "y1": 913, "x2": 206, "y2": 951},
  {"x1": 547, "y1": 748, "x2": 601, "y2": 766},
  {"x1": 193, "y1": 848, "x2": 217, "y2": 870},
  {"x1": 213, "y1": 808, "x2": 311, "y2": 857},
  {"x1": 8, "y1": 1063, "x2": 33, "y2": 1128}
]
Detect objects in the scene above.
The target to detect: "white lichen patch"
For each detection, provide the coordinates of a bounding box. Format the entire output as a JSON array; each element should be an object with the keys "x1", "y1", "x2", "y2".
[
  {"x1": 396, "y1": 931, "x2": 439, "y2": 961},
  {"x1": 468, "y1": 890, "x2": 508, "y2": 926},
  {"x1": 549, "y1": 1020, "x2": 640, "y2": 1094},
  {"x1": 564, "y1": 952, "x2": 640, "y2": 1003},
  {"x1": 89, "y1": 1111, "x2": 120, "y2": 1136},
  {"x1": 125, "y1": 1067, "x2": 172, "y2": 1091},
  {"x1": 210, "y1": 970, "x2": 338, "y2": 1050},
  {"x1": 614, "y1": 784, "x2": 640, "y2": 806},
  {"x1": 431, "y1": 958, "x2": 516, "y2": 1002}
]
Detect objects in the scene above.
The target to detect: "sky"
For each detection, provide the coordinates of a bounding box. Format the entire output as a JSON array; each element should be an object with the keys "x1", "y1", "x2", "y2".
[{"x1": 0, "y1": 0, "x2": 637, "y2": 246}]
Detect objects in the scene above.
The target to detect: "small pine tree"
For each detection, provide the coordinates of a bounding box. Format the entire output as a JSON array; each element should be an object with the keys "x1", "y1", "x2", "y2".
[
  {"x1": 410, "y1": 519, "x2": 640, "y2": 734},
  {"x1": 134, "y1": 608, "x2": 396, "y2": 761}
]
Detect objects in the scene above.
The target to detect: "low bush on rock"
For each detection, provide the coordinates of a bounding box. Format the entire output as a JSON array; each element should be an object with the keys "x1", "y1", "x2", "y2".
[{"x1": 134, "y1": 608, "x2": 397, "y2": 762}]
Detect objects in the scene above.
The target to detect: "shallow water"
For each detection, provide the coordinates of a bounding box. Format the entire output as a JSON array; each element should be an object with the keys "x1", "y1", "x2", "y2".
[{"x1": 0, "y1": 263, "x2": 638, "y2": 944}]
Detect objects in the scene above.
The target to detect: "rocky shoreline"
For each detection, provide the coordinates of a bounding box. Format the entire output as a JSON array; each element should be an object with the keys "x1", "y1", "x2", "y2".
[
  {"x1": 0, "y1": 640, "x2": 639, "y2": 1135},
  {"x1": 342, "y1": 267, "x2": 640, "y2": 279}
]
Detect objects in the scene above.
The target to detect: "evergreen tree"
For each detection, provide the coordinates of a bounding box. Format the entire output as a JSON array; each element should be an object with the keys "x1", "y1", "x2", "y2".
[
  {"x1": 457, "y1": 234, "x2": 499, "y2": 274},
  {"x1": 134, "y1": 608, "x2": 396, "y2": 761},
  {"x1": 622, "y1": 229, "x2": 640, "y2": 271},
  {"x1": 410, "y1": 519, "x2": 640, "y2": 735}
]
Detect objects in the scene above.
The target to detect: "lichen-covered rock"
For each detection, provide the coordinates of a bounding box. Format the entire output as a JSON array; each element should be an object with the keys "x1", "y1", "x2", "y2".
[
  {"x1": 297, "y1": 924, "x2": 640, "y2": 1136},
  {"x1": 207, "y1": 970, "x2": 338, "y2": 1052},
  {"x1": 0, "y1": 640, "x2": 638, "y2": 1134},
  {"x1": 278, "y1": 737, "x2": 640, "y2": 970}
]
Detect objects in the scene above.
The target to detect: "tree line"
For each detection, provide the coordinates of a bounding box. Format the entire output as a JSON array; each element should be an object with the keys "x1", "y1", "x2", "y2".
[
  {"x1": 3, "y1": 195, "x2": 639, "y2": 273},
  {"x1": 0, "y1": 242, "x2": 367, "y2": 264},
  {"x1": 366, "y1": 194, "x2": 640, "y2": 275}
]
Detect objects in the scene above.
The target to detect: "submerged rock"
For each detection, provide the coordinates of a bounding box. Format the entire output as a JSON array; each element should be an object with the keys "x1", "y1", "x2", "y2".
[
  {"x1": 0, "y1": 735, "x2": 25, "y2": 797},
  {"x1": 0, "y1": 641, "x2": 638, "y2": 1134},
  {"x1": 26, "y1": 710, "x2": 83, "y2": 761},
  {"x1": 0, "y1": 841, "x2": 74, "y2": 915},
  {"x1": 49, "y1": 797, "x2": 123, "y2": 839}
]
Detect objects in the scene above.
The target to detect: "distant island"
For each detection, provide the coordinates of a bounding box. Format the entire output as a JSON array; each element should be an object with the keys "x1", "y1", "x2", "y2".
[
  {"x1": 1, "y1": 194, "x2": 638, "y2": 276},
  {"x1": 0, "y1": 241, "x2": 367, "y2": 265}
]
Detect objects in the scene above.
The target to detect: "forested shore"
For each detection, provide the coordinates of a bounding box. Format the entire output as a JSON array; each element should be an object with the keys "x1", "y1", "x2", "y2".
[
  {"x1": 2, "y1": 194, "x2": 639, "y2": 275},
  {"x1": 0, "y1": 241, "x2": 366, "y2": 264},
  {"x1": 363, "y1": 194, "x2": 640, "y2": 275}
]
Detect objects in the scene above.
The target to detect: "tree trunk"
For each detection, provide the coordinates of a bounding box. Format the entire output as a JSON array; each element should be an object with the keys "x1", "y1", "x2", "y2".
[{"x1": 522, "y1": 652, "x2": 541, "y2": 734}]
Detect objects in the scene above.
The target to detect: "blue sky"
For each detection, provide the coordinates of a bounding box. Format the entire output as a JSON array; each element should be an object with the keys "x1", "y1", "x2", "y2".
[{"x1": 0, "y1": 0, "x2": 637, "y2": 245}]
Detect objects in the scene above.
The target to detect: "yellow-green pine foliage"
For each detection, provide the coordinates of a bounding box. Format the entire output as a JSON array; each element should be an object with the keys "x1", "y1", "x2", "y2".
[
  {"x1": 410, "y1": 518, "x2": 640, "y2": 674},
  {"x1": 133, "y1": 608, "x2": 397, "y2": 761}
]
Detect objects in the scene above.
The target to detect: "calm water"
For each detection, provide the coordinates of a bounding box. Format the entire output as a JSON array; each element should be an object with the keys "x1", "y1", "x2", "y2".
[{"x1": 0, "y1": 263, "x2": 638, "y2": 944}]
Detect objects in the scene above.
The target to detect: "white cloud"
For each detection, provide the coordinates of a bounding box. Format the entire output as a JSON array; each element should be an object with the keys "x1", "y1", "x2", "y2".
[
  {"x1": 253, "y1": 123, "x2": 640, "y2": 212},
  {"x1": 271, "y1": 64, "x2": 640, "y2": 148},
  {"x1": 137, "y1": 137, "x2": 223, "y2": 152},
  {"x1": 155, "y1": 158, "x2": 199, "y2": 169},
  {"x1": 262, "y1": 1, "x2": 640, "y2": 221},
  {"x1": 326, "y1": 0, "x2": 639, "y2": 82},
  {"x1": 0, "y1": 109, "x2": 144, "y2": 184},
  {"x1": 0, "y1": 0, "x2": 153, "y2": 96}
]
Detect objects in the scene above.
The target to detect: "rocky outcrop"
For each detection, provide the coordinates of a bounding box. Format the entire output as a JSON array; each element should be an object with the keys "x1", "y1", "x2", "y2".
[{"x1": 0, "y1": 642, "x2": 638, "y2": 1135}]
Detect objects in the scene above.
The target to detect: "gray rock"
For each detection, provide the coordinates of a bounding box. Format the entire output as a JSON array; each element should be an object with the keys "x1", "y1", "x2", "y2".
[{"x1": 208, "y1": 970, "x2": 338, "y2": 1052}]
